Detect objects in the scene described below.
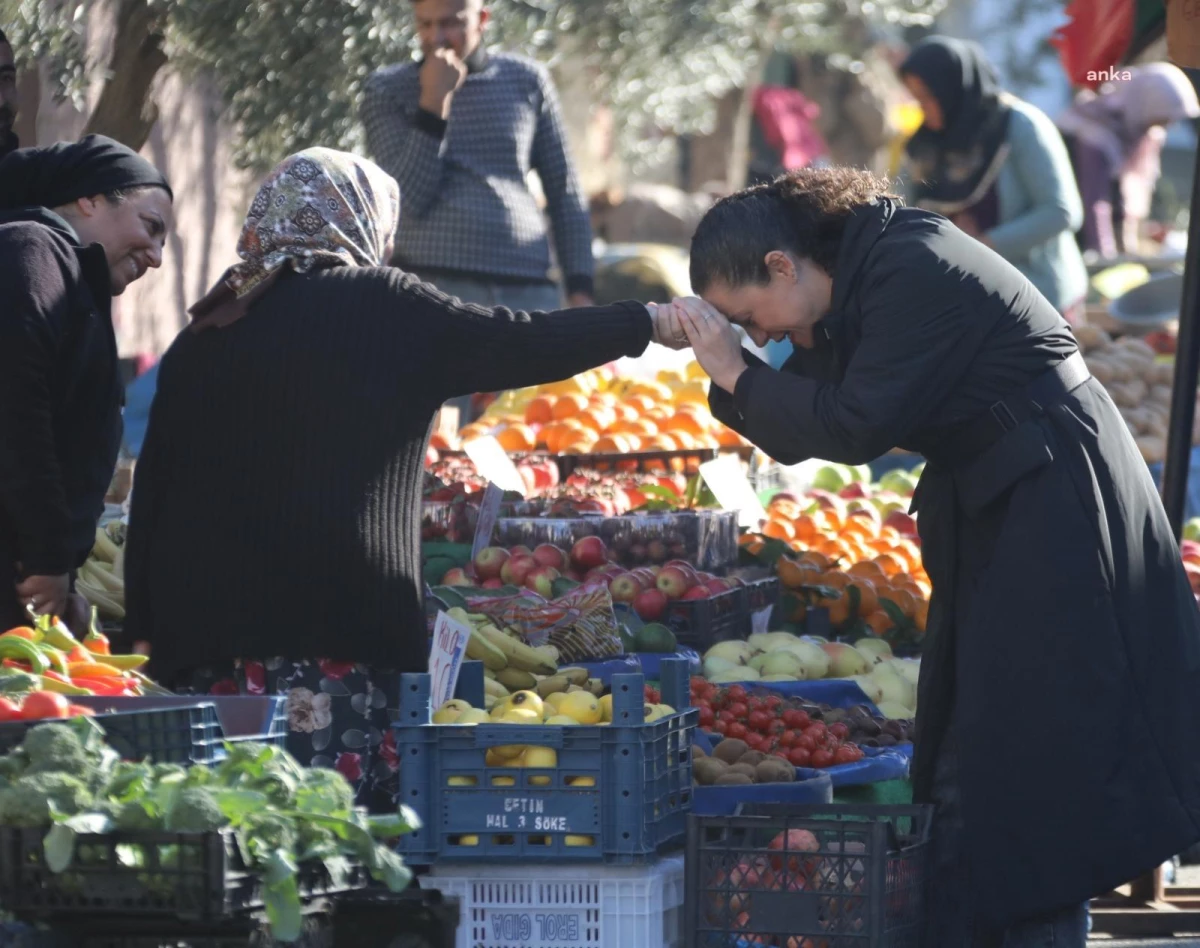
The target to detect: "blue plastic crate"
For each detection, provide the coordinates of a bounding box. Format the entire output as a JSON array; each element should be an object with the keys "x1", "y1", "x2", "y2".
[{"x1": 397, "y1": 658, "x2": 697, "y2": 866}]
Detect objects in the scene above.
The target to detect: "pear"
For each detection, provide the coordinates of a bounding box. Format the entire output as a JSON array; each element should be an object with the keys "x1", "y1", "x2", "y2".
[{"x1": 854, "y1": 638, "x2": 894, "y2": 664}]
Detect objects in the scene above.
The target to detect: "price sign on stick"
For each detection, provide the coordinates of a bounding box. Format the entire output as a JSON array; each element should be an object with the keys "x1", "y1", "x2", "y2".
[
  {"x1": 699, "y1": 454, "x2": 768, "y2": 529},
  {"x1": 429, "y1": 610, "x2": 472, "y2": 708},
  {"x1": 462, "y1": 436, "x2": 527, "y2": 496},
  {"x1": 471, "y1": 482, "x2": 505, "y2": 564}
]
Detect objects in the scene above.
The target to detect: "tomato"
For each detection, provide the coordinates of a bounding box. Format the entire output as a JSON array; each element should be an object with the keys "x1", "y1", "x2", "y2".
[
  {"x1": 768, "y1": 719, "x2": 786, "y2": 736},
  {"x1": 21, "y1": 691, "x2": 70, "y2": 720},
  {"x1": 782, "y1": 709, "x2": 810, "y2": 730},
  {"x1": 829, "y1": 722, "x2": 850, "y2": 741},
  {"x1": 725, "y1": 685, "x2": 747, "y2": 703},
  {"x1": 697, "y1": 705, "x2": 715, "y2": 727},
  {"x1": 747, "y1": 697, "x2": 764, "y2": 712},
  {"x1": 719, "y1": 709, "x2": 737, "y2": 724},
  {"x1": 713, "y1": 720, "x2": 729, "y2": 735},
  {"x1": 747, "y1": 710, "x2": 771, "y2": 733},
  {"x1": 728, "y1": 702, "x2": 749, "y2": 719},
  {"x1": 727, "y1": 722, "x2": 748, "y2": 740},
  {"x1": 834, "y1": 745, "x2": 859, "y2": 765},
  {"x1": 773, "y1": 751, "x2": 792, "y2": 762},
  {"x1": 67, "y1": 704, "x2": 95, "y2": 718},
  {"x1": 788, "y1": 747, "x2": 812, "y2": 768},
  {"x1": 796, "y1": 733, "x2": 817, "y2": 752},
  {"x1": 0, "y1": 698, "x2": 21, "y2": 722},
  {"x1": 779, "y1": 730, "x2": 797, "y2": 748},
  {"x1": 744, "y1": 733, "x2": 764, "y2": 751},
  {"x1": 810, "y1": 748, "x2": 835, "y2": 769},
  {"x1": 803, "y1": 722, "x2": 827, "y2": 742},
  {"x1": 765, "y1": 695, "x2": 783, "y2": 711},
  {"x1": 762, "y1": 737, "x2": 780, "y2": 753}
]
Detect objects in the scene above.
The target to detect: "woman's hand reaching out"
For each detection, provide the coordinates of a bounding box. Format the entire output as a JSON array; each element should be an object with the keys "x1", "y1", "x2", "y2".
[
  {"x1": 673, "y1": 297, "x2": 747, "y2": 394},
  {"x1": 647, "y1": 302, "x2": 691, "y2": 350}
]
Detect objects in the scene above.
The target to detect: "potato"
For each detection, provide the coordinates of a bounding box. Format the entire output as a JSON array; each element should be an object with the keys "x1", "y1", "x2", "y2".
[
  {"x1": 693, "y1": 757, "x2": 729, "y2": 786},
  {"x1": 713, "y1": 739, "x2": 750, "y2": 764},
  {"x1": 1136, "y1": 435, "x2": 1166, "y2": 464},
  {"x1": 692, "y1": 744, "x2": 707, "y2": 758},
  {"x1": 1115, "y1": 336, "x2": 1156, "y2": 362},
  {"x1": 713, "y1": 772, "x2": 755, "y2": 786},
  {"x1": 1123, "y1": 379, "x2": 1148, "y2": 405},
  {"x1": 755, "y1": 759, "x2": 796, "y2": 784},
  {"x1": 1154, "y1": 362, "x2": 1176, "y2": 386},
  {"x1": 1086, "y1": 358, "x2": 1116, "y2": 385},
  {"x1": 1074, "y1": 324, "x2": 1107, "y2": 351},
  {"x1": 1151, "y1": 385, "x2": 1173, "y2": 405}
]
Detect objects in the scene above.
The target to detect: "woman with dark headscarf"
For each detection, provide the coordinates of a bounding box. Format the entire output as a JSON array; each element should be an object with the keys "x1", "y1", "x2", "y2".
[
  {"x1": 0, "y1": 134, "x2": 172, "y2": 631},
  {"x1": 899, "y1": 37, "x2": 1089, "y2": 322},
  {"x1": 125, "y1": 148, "x2": 675, "y2": 810},
  {"x1": 1058, "y1": 63, "x2": 1200, "y2": 259}
]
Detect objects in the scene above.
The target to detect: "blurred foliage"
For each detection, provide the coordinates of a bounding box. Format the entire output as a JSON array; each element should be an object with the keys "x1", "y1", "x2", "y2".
[{"x1": 0, "y1": 0, "x2": 943, "y2": 172}]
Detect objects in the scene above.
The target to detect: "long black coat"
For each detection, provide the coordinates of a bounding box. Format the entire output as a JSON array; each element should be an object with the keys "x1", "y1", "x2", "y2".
[
  {"x1": 711, "y1": 198, "x2": 1200, "y2": 926},
  {"x1": 0, "y1": 208, "x2": 123, "y2": 628}
]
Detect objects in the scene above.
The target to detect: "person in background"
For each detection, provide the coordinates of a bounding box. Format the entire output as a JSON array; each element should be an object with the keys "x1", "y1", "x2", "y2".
[
  {"x1": 1058, "y1": 63, "x2": 1200, "y2": 260},
  {"x1": 899, "y1": 36, "x2": 1089, "y2": 324},
  {"x1": 0, "y1": 28, "x2": 19, "y2": 159},
  {"x1": 125, "y1": 149, "x2": 677, "y2": 811},
  {"x1": 0, "y1": 135, "x2": 172, "y2": 632}
]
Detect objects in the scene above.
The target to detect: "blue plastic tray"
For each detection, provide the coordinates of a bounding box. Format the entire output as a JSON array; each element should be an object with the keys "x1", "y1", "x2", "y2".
[
  {"x1": 718, "y1": 678, "x2": 882, "y2": 714},
  {"x1": 692, "y1": 730, "x2": 910, "y2": 788},
  {"x1": 636, "y1": 648, "x2": 701, "y2": 680},
  {"x1": 572, "y1": 653, "x2": 640, "y2": 685},
  {"x1": 692, "y1": 769, "x2": 833, "y2": 815},
  {"x1": 398, "y1": 658, "x2": 696, "y2": 865}
]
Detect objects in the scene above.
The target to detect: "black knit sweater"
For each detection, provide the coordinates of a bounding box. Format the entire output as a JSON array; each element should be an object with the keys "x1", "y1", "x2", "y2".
[{"x1": 125, "y1": 267, "x2": 652, "y2": 680}]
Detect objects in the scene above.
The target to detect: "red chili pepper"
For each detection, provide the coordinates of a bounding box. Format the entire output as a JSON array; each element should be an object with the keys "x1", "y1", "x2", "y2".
[
  {"x1": 2, "y1": 659, "x2": 30, "y2": 671},
  {"x1": 42, "y1": 670, "x2": 71, "y2": 684}
]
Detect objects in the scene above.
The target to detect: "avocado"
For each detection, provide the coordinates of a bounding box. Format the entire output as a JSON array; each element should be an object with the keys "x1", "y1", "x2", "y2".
[
  {"x1": 634, "y1": 622, "x2": 677, "y2": 654},
  {"x1": 618, "y1": 623, "x2": 639, "y2": 655},
  {"x1": 423, "y1": 556, "x2": 458, "y2": 586},
  {"x1": 551, "y1": 577, "x2": 581, "y2": 598}
]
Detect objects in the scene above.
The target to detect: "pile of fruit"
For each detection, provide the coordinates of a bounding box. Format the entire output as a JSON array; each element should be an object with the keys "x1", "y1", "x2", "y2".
[
  {"x1": 456, "y1": 365, "x2": 750, "y2": 456},
  {"x1": 79, "y1": 523, "x2": 126, "y2": 622},
  {"x1": 700, "y1": 633, "x2": 919, "y2": 720},
  {"x1": 1076, "y1": 326, "x2": 1181, "y2": 464},
  {"x1": 0, "y1": 614, "x2": 154, "y2": 699},
  {"x1": 694, "y1": 737, "x2": 803, "y2": 786}
]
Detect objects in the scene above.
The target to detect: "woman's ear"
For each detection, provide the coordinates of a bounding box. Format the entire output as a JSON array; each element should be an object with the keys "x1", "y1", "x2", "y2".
[{"x1": 765, "y1": 250, "x2": 797, "y2": 281}]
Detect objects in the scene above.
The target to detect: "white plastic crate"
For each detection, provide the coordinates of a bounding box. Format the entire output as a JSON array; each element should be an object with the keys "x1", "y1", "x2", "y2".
[{"x1": 420, "y1": 854, "x2": 685, "y2": 948}]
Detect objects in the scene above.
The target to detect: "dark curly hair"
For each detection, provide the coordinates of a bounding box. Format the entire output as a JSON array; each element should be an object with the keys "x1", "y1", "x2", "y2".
[{"x1": 689, "y1": 167, "x2": 898, "y2": 294}]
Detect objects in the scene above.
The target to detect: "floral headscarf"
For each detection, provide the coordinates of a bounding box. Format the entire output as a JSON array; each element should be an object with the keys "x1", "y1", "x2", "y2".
[{"x1": 189, "y1": 147, "x2": 400, "y2": 331}]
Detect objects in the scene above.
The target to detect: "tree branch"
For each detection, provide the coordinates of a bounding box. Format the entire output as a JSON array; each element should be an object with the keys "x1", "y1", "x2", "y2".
[{"x1": 81, "y1": 0, "x2": 167, "y2": 151}]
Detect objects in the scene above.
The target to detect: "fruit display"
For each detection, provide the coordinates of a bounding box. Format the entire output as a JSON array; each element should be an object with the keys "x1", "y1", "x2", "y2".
[
  {"x1": 0, "y1": 719, "x2": 415, "y2": 943},
  {"x1": 431, "y1": 681, "x2": 674, "y2": 727},
  {"x1": 455, "y1": 364, "x2": 751, "y2": 457},
  {"x1": 1075, "y1": 326, "x2": 1185, "y2": 464},
  {"x1": 79, "y1": 523, "x2": 126, "y2": 621},
  {"x1": 0, "y1": 614, "x2": 159, "y2": 699},
  {"x1": 700, "y1": 634, "x2": 920, "y2": 719},
  {"x1": 693, "y1": 738, "x2": 801, "y2": 786}
]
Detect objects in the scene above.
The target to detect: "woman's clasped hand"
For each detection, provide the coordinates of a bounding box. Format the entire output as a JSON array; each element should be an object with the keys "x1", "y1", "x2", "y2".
[{"x1": 649, "y1": 297, "x2": 747, "y2": 394}]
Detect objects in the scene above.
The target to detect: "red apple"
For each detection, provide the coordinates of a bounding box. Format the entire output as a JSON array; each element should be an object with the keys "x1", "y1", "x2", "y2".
[
  {"x1": 633, "y1": 587, "x2": 669, "y2": 621},
  {"x1": 571, "y1": 536, "x2": 609, "y2": 570},
  {"x1": 682, "y1": 585, "x2": 710, "y2": 600},
  {"x1": 509, "y1": 545, "x2": 533, "y2": 557},
  {"x1": 441, "y1": 568, "x2": 471, "y2": 587},
  {"x1": 500, "y1": 553, "x2": 536, "y2": 587},
  {"x1": 705, "y1": 578, "x2": 731, "y2": 595},
  {"x1": 609, "y1": 573, "x2": 644, "y2": 603},
  {"x1": 565, "y1": 568, "x2": 585, "y2": 582},
  {"x1": 883, "y1": 510, "x2": 919, "y2": 536},
  {"x1": 474, "y1": 546, "x2": 510, "y2": 581},
  {"x1": 839, "y1": 482, "x2": 868, "y2": 499},
  {"x1": 656, "y1": 566, "x2": 692, "y2": 600},
  {"x1": 532, "y1": 544, "x2": 567, "y2": 570},
  {"x1": 525, "y1": 566, "x2": 560, "y2": 598},
  {"x1": 481, "y1": 578, "x2": 504, "y2": 589},
  {"x1": 425, "y1": 446, "x2": 439, "y2": 467},
  {"x1": 645, "y1": 540, "x2": 668, "y2": 563}
]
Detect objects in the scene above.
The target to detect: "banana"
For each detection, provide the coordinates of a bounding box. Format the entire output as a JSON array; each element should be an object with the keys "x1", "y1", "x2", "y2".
[
  {"x1": 586, "y1": 678, "x2": 605, "y2": 697},
  {"x1": 557, "y1": 667, "x2": 589, "y2": 687},
  {"x1": 105, "y1": 521, "x2": 126, "y2": 545},
  {"x1": 534, "y1": 644, "x2": 560, "y2": 665},
  {"x1": 92, "y1": 527, "x2": 121, "y2": 563},
  {"x1": 475, "y1": 624, "x2": 557, "y2": 675},
  {"x1": 445, "y1": 607, "x2": 474, "y2": 626},
  {"x1": 84, "y1": 559, "x2": 124, "y2": 595},
  {"x1": 465, "y1": 629, "x2": 507, "y2": 671},
  {"x1": 0, "y1": 638, "x2": 49, "y2": 675},
  {"x1": 536, "y1": 675, "x2": 570, "y2": 699},
  {"x1": 96, "y1": 653, "x2": 149, "y2": 671},
  {"x1": 494, "y1": 666, "x2": 538, "y2": 691},
  {"x1": 112, "y1": 545, "x2": 125, "y2": 579},
  {"x1": 483, "y1": 677, "x2": 510, "y2": 700},
  {"x1": 76, "y1": 581, "x2": 125, "y2": 620}
]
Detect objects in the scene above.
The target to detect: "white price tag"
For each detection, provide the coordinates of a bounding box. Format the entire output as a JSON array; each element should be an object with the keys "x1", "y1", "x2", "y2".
[
  {"x1": 471, "y1": 482, "x2": 505, "y2": 564},
  {"x1": 699, "y1": 454, "x2": 768, "y2": 529},
  {"x1": 462, "y1": 436, "x2": 527, "y2": 496},
  {"x1": 429, "y1": 611, "x2": 473, "y2": 709}
]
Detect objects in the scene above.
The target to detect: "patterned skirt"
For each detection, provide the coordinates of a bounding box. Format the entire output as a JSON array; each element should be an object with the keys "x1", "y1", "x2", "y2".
[{"x1": 175, "y1": 658, "x2": 400, "y2": 814}]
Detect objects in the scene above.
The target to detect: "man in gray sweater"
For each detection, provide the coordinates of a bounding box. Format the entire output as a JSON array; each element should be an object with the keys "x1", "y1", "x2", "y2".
[{"x1": 362, "y1": 0, "x2": 595, "y2": 318}]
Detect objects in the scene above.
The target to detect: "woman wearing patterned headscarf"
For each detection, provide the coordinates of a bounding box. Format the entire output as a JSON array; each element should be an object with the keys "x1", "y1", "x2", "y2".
[
  {"x1": 899, "y1": 37, "x2": 1089, "y2": 322},
  {"x1": 125, "y1": 148, "x2": 677, "y2": 810},
  {"x1": 1058, "y1": 63, "x2": 1200, "y2": 259}
]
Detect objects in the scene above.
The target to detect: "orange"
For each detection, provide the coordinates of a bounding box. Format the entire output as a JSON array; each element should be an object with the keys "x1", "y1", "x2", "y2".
[
  {"x1": 632, "y1": 418, "x2": 659, "y2": 438},
  {"x1": 524, "y1": 395, "x2": 556, "y2": 426},
  {"x1": 560, "y1": 432, "x2": 598, "y2": 454},
  {"x1": 791, "y1": 514, "x2": 820, "y2": 545},
  {"x1": 864, "y1": 611, "x2": 894, "y2": 636},
  {"x1": 739, "y1": 532, "x2": 764, "y2": 548},
  {"x1": 671, "y1": 431, "x2": 698, "y2": 450},
  {"x1": 590, "y1": 392, "x2": 618, "y2": 408},
  {"x1": 552, "y1": 393, "x2": 589, "y2": 420},
  {"x1": 817, "y1": 570, "x2": 851, "y2": 589},
  {"x1": 777, "y1": 557, "x2": 818, "y2": 589},
  {"x1": 821, "y1": 590, "x2": 854, "y2": 627},
  {"x1": 646, "y1": 434, "x2": 679, "y2": 451},
  {"x1": 797, "y1": 551, "x2": 832, "y2": 571},
  {"x1": 716, "y1": 426, "x2": 746, "y2": 448},
  {"x1": 666, "y1": 413, "x2": 707, "y2": 438},
  {"x1": 624, "y1": 394, "x2": 656, "y2": 414},
  {"x1": 593, "y1": 434, "x2": 636, "y2": 454},
  {"x1": 577, "y1": 408, "x2": 615, "y2": 433},
  {"x1": 913, "y1": 599, "x2": 929, "y2": 632},
  {"x1": 846, "y1": 560, "x2": 887, "y2": 583},
  {"x1": 763, "y1": 519, "x2": 796, "y2": 542},
  {"x1": 873, "y1": 553, "x2": 906, "y2": 577},
  {"x1": 614, "y1": 403, "x2": 640, "y2": 424},
  {"x1": 496, "y1": 424, "x2": 536, "y2": 453},
  {"x1": 881, "y1": 586, "x2": 917, "y2": 619}
]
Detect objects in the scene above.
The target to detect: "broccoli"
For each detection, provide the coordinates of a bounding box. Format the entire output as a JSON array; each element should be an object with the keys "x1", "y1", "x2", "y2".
[
  {"x1": 22, "y1": 724, "x2": 89, "y2": 776},
  {"x1": 296, "y1": 820, "x2": 337, "y2": 859},
  {"x1": 0, "y1": 752, "x2": 27, "y2": 781},
  {"x1": 240, "y1": 812, "x2": 299, "y2": 859},
  {"x1": 165, "y1": 787, "x2": 226, "y2": 833},
  {"x1": 295, "y1": 767, "x2": 355, "y2": 815},
  {"x1": 0, "y1": 773, "x2": 92, "y2": 827},
  {"x1": 113, "y1": 800, "x2": 162, "y2": 832}
]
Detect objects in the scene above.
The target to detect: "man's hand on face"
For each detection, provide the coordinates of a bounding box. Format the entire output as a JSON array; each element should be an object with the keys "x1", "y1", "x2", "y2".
[{"x1": 419, "y1": 48, "x2": 468, "y2": 118}]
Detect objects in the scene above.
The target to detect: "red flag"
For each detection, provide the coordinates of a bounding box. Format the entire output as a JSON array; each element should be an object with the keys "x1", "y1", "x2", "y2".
[{"x1": 1052, "y1": 0, "x2": 1135, "y2": 88}]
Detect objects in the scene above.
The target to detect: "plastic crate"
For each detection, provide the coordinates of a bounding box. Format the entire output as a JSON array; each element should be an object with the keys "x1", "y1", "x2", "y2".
[
  {"x1": 684, "y1": 803, "x2": 932, "y2": 948},
  {"x1": 553, "y1": 449, "x2": 717, "y2": 477},
  {"x1": 743, "y1": 577, "x2": 780, "y2": 617},
  {"x1": 0, "y1": 705, "x2": 221, "y2": 765},
  {"x1": 396, "y1": 659, "x2": 696, "y2": 866},
  {"x1": 0, "y1": 828, "x2": 368, "y2": 921},
  {"x1": 333, "y1": 886, "x2": 461, "y2": 948},
  {"x1": 421, "y1": 853, "x2": 685, "y2": 948},
  {"x1": 663, "y1": 586, "x2": 746, "y2": 652}
]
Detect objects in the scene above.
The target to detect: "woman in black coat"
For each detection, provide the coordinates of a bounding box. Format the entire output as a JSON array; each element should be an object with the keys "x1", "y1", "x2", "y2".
[
  {"x1": 0, "y1": 136, "x2": 172, "y2": 631},
  {"x1": 659, "y1": 166, "x2": 1200, "y2": 946},
  {"x1": 125, "y1": 148, "x2": 675, "y2": 810}
]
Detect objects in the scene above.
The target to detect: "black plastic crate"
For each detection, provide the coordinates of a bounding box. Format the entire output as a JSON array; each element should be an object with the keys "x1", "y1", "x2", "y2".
[
  {"x1": 71, "y1": 913, "x2": 331, "y2": 948},
  {"x1": 684, "y1": 803, "x2": 932, "y2": 948},
  {"x1": 664, "y1": 586, "x2": 747, "y2": 652},
  {"x1": 552, "y1": 448, "x2": 719, "y2": 478},
  {"x1": 743, "y1": 577, "x2": 780, "y2": 617},
  {"x1": 332, "y1": 887, "x2": 460, "y2": 948},
  {"x1": 0, "y1": 705, "x2": 221, "y2": 766},
  {"x1": 0, "y1": 828, "x2": 368, "y2": 921}
]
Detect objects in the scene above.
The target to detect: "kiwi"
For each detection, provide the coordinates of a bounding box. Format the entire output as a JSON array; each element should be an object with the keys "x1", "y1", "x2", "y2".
[
  {"x1": 729, "y1": 763, "x2": 759, "y2": 780},
  {"x1": 882, "y1": 720, "x2": 907, "y2": 739},
  {"x1": 856, "y1": 719, "x2": 882, "y2": 738},
  {"x1": 693, "y1": 758, "x2": 729, "y2": 786},
  {"x1": 713, "y1": 772, "x2": 755, "y2": 786},
  {"x1": 713, "y1": 739, "x2": 750, "y2": 764},
  {"x1": 877, "y1": 734, "x2": 898, "y2": 748},
  {"x1": 755, "y1": 759, "x2": 796, "y2": 784},
  {"x1": 738, "y1": 750, "x2": 768, "y2": 768},
  {"x1": 692, "y1": 744, "x2": 708, "y2": 758},
  {"x1": 824, "y1": 709, "x2": 846, "y2": 724}
]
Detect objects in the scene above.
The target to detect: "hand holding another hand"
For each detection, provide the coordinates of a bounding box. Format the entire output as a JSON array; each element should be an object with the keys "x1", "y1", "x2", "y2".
[
  {"x1": 647, "y1": 301, "x2": 690, "y2": 350},
  {"x1": 672, "y1": 297, "x2": 747, "y2": 394}
]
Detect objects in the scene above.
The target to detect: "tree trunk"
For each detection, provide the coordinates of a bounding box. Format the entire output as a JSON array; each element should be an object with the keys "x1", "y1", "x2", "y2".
[{"x1": 82, "y1": 0, "x2": 167, "y2": 151}]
